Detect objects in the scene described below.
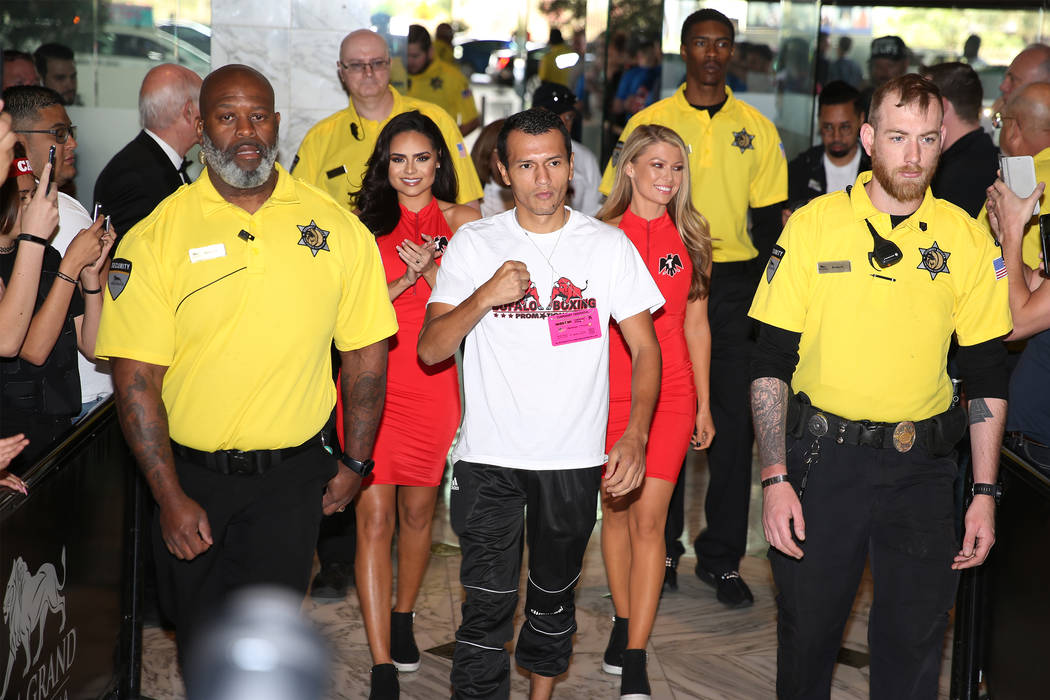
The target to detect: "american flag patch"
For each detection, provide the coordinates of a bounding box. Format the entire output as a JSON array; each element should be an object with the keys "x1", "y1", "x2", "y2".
[
  {"x1": 462, "y1": 89, "x2": 472, "y2": 98},
  {"x1": 457, "y1": 142, "x2": 466, "y2": 157},
  {"x1": 993, "y1": 256, "x2": 1007, "y2": 280}
]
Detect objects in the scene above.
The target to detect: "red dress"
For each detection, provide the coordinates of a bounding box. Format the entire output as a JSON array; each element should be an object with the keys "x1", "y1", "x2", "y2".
[
  {"x1": 337, "y1": 198, "x2": 461, "y2": 486},
  {"x1": 606, "y1": 207, "x2": 697, "y2": 482}
]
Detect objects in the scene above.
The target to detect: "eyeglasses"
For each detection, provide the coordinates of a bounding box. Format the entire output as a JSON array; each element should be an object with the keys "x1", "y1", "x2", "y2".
[
  {"x1": 337, "y1": 58, "x2": 391, "y2": 74},
  {"x1": 15, "y1": 125, "x2": 77, "y2": 143}
]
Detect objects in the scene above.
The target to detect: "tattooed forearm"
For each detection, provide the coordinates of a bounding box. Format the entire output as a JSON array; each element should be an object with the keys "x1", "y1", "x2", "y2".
[
  {"x1": 968, "y1": 397, "x2": 994, "y2": 425},
  {"x1": 340, "y1": 340, "x2": 388, "y2": 459},
  {"x1": 112, "y1": 358, "x2": 178, "y2": 501},
  {"x1": 751, "y1": 377, "x2": 789, "y2": 468}
]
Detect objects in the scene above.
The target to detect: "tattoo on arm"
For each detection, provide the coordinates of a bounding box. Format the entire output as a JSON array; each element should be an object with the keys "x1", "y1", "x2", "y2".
[
  {"x1": 969, "y1": 397, "x2": 994, "y2": 425},
  {"x1": 340, "y1": 344, "x2": 387, "y2": 459},
  {"x1": 113, "y1": 361, "x2": 177, "y2": 499},
  {"x1": 751, "y1": 377, "x2": 789, "y2": 468}
]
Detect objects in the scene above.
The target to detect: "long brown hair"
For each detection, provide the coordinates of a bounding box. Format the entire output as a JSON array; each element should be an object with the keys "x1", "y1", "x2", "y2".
[
  {"x1": 597, "y1": 125, "x2": 711, "y2": 299},
  {"x1": 470, "y1": 118, "x2": 505, "y2": 185}
]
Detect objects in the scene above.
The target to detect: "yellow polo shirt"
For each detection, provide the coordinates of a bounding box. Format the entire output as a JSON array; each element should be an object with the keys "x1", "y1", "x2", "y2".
[
  {"x1": 405, "y1": 59, "x2": 479, "y2": 128},
  {"x1": 434, "y1": 40, "x2": 455, "y2": 67},
  {"x1": 601, "y1": 85, "x2": 787, "y2": 263},
  {"x1": 750, "y1": 172, "x2": 1011, "y2": 422},
  {"x1": 96, "y1": 165, "x2": 398, "y2": 451},
  {"x1": 977, "y1": 145, "x2": 1050, "y2": 269},
  {"x1": 291, "y1": 87, "x2": 483, "y2": 209},
  {"x1": 538, "y1": 43, "x2": 575, "y2": 87}
]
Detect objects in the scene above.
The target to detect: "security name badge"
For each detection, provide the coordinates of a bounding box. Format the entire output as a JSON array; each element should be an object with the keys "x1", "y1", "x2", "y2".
[
  {"x1": 326, "y1": 165, "x2": 347, "y2": 179},
  {"x1": 817, "y1": 260, "x2": 851, "y2": 274},
  {"x1": 188, "y1": 243, "x2": 226, "y2": 263},
  {"x1": 108, "y1": 258, "x2": 132, "y2": 300},
  {"x1": 766, "y1": 245, "x2": 785, "y2": 283},
  {"x1": 548, "y1": 308, "x2": 601, "y2": 346}
]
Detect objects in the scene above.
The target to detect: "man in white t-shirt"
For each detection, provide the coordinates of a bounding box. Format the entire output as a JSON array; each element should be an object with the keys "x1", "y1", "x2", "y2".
[
  {"x1": 419, "y1": 109, "x2": 664, "y2": 700},
  {"x1": 784, "y1": 80, "x2": 869, "y2": 223}
]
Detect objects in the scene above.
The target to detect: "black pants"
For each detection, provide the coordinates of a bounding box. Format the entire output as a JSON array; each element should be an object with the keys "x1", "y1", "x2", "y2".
[
  {"x1": 692, "y1": 261, "x2": 757, "y2": 572},
  {"x1": 153, "y1": 445, "x2": 337, "y2": 658},
  {"x1": 449, "y1": 460, "x2": 601, "y2": 699},
  {"x1": 771, "y1": 436, "x2": 959, "y2": 700}
]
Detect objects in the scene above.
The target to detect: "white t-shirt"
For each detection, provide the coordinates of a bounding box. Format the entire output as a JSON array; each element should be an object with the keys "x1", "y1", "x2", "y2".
[
  {"x1": 52, "y1": 193, "x2": 112, "y2": 402},
  {"x1": 429, "y1": 207, "x2": 664, "y2": 470},
  {"x1": 823, "y1": 148, "x2": 862, "y2": 195},
  {"x1": 570, "y1": 140, "x2": 601, "y2": 216}
]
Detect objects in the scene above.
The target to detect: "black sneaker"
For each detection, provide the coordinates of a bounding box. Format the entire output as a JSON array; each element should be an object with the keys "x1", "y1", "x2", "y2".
[
  {"x1": 620, "y1": 649, "x2": 651, "y2": 699},
  {"x1": 695, "y1": 562, "x2": 754, "y2": 608},
  {"x1": 601, "y1": 615, "x2": 629, "y2": 675},
  {"x1": 369, "y1": 663, "x2": 399, "y2": 700},
  {"x1": 390, "y1": 611, "x2": 421, "y2": 672},
  {"x1": 310, "y1": 562, "x2": 353, "y2": 600}
]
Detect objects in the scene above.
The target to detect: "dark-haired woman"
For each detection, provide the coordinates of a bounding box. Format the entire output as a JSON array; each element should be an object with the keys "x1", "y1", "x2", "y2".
[
  {"x1": 596, "y1": 124, "x2": 714, "y2": 698},
  {"x1": 341, "y1": 111, "x2": 478, "y2": 698}
]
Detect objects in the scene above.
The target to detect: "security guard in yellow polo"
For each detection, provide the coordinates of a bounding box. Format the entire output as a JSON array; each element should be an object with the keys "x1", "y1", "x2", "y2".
[
  {"x1": 600, "y1": 8, "x2": 787, "y2": 606},
  {"x1": 750, "y1": 74, "x2": 1008, "y2": 700},
  {"x1": 405, "y1": 24, "x2": 480, "y2": 137},
  {"x1": 292, "y1": 29, "x2": 482, "y2": 211},
  {"x1": 97, "y1": 65, "x2": 397, "y2": 659}
]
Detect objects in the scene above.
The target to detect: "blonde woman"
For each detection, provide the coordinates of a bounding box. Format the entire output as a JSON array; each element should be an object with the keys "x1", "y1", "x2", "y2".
[{"x1": 596, "y1": 124, "x2": 714, "y2": 699}]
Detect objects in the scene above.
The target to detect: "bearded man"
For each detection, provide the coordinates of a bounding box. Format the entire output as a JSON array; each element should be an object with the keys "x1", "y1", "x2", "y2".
[
  {"x1": 749, "y1": 73, "x2": 1010, "y2": 699},
  {"x1": 95, "y1": 64, "x2": 397, "y2": 659}
]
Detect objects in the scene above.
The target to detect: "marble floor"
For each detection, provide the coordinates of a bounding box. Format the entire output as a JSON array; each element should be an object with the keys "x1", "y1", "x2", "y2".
[{"x1": 141, "y1": 449, "x2": 955, "y2": 699}]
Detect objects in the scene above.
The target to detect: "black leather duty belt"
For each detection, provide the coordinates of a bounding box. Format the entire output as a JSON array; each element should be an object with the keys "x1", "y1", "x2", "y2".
[
  {"x1": 171, "y1": 430, "x2": 328, "y2": 476},
  {"x1": 788, "y1": 393, "x2": 966, "y2": 455}
]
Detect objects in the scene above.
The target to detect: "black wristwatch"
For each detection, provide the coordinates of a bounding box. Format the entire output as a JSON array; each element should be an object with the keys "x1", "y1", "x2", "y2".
[
  {"x1": 339, "y1": 452, "x2": 375, "y2": 478},
  {"x1": 972, "y1": 482, "x2": 1002, "y2": 505}
]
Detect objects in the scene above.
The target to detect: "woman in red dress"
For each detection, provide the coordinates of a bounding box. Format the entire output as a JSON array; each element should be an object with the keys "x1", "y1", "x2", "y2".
[
  {"x1": 345, "y1": 111, "x2": 478, "y2": 698},
  {"x1": 596, "y1": 124, "x2": 714, "y2": 697}
]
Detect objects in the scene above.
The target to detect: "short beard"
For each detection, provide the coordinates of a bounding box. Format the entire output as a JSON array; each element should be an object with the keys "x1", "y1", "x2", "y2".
[
  {"x1": 827, "y1": 142, "x2": 854, "y2": 159},
  {"x1": 201, "y1": 132, "x2": 279, "y2": 189},
  {"x1": 871, "y1": 144, "x2": 935, "y2": 203}
]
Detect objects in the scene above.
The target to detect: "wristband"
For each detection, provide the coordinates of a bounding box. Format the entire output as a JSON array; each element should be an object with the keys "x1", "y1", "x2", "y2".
[
  {"x1": 16, "y1": 233, "x2": 48, "y2": 247},
  {"x1": 55, "y1": 271, "x2": 77, "y2": 285},
  {"x1": 82, "y1": 287, "x2": 102, "y2": 294},
  {"x1": 761, "y1": 474, "x2": 790, "y2": 489}
]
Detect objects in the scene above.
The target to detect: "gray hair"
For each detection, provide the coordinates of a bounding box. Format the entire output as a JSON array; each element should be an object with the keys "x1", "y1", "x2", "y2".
[{"x1": 139, "y1": 65, "x2": 202, "y2": 130}]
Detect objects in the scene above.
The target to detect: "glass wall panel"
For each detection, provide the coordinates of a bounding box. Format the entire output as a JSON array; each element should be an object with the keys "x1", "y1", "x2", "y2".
[{"x1": 2, "y1": 0, "x2": 211, "y2": 206}]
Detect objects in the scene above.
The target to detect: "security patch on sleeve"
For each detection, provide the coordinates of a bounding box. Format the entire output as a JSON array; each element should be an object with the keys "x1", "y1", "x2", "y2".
[
  {"x1": 766, "y1": 245, "x2": 785, "y2": 283},
  {"x1": 611, "y1": 141, "x2": 624, "y2": 167},
  {"x1": 109, "y1": 258, "x2": 132, "y2": 300}
]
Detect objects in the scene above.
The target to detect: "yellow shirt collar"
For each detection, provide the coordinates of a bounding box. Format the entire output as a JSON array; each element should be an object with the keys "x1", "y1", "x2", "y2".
[
  {"x1": 197, "y1": 162, "x2": 299, "y2": 215},
  {"x1": 848, "y1": 170, "x2": 937, "y2": 233}
]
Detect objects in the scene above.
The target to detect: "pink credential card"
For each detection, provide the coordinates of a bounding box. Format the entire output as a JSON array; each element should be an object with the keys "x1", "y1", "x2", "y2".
[{"x1": 548, "y1": 308, "x2": 602, "y2": 346}]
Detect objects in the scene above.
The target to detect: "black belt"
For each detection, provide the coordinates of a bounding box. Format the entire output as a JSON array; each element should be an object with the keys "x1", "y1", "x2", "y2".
[
  {"x1": 788, "y1": 394, "x2": 966, "y2": 455},
  {"x1": 171, "y1": 429, "x2": 329, "y2": 476}
]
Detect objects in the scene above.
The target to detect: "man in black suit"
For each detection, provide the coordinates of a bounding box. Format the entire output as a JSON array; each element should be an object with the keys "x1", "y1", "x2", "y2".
[{"x1": 94, "y1": 64, "x2": 202, "y2": 238}]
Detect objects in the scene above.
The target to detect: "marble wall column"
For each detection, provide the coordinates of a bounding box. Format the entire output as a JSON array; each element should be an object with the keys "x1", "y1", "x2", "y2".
[{"x1": 211, "y1": 0, "x2": 373, "y2": 167}]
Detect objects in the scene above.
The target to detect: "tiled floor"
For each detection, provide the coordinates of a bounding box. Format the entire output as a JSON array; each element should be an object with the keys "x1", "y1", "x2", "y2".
[{"x1": 142, "y1": 449, "x2": 954, "y2": 699}]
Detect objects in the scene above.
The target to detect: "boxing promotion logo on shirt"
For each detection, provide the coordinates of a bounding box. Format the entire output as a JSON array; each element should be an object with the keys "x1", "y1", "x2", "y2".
[{"x1": 491, "y1": 276, "x2": 597, "y2": 319}]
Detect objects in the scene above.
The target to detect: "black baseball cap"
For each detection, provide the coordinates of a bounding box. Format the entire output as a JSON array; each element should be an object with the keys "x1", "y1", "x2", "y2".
[
  {"x1": 870, "y1": 35, "x2": 907, "y2": 61},
  {"x1": 532, "y1": 82, "x2": 577, "y2": 114}
]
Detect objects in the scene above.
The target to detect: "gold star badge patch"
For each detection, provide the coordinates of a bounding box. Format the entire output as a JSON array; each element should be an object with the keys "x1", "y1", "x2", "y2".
[
  {"x1": 297, "y1": 220, "x2": 331, "y2": 256},
  {"x1": 732, "y1": 128, "x2": 755, "y2": 153}
]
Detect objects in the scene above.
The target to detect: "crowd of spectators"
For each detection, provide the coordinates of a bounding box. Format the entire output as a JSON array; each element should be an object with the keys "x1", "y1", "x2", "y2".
[{"x1": 5, "y1": 12, "x2": 1050, "y2": 700}]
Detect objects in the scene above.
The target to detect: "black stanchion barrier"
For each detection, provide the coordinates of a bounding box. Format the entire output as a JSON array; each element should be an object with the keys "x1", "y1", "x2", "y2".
[
  {"x1": 0, "y1": 400, "x2": 145, "y2": 699},
  {"x1": 978, "y1": 448, "x2": 1050, "y2": 700}
]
